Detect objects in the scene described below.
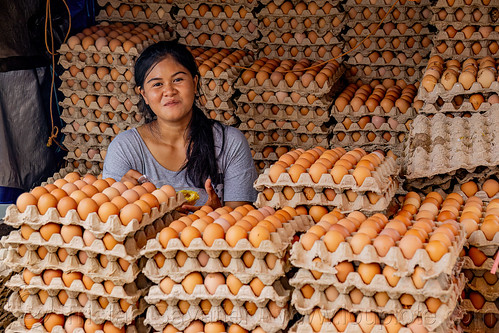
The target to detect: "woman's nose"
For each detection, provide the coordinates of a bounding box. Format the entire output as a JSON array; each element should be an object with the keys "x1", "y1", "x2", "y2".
[{"x1": 162, "y1": 82, "x2": 176, "y2": 95}]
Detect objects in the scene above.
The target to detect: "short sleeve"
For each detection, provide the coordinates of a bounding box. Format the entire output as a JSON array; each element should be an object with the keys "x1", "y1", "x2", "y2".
[
  {"x1": 102, "y1": 130, "x2": 140, "y2": 181},
  {"x1": 219, "y1": 126, "x2": 258, "y2": 203}
]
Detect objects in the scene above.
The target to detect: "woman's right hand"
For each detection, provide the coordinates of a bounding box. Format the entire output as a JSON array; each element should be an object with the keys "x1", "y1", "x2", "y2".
[{"x1": 120, "y1": 169, "x2": 144, "y2": 185}]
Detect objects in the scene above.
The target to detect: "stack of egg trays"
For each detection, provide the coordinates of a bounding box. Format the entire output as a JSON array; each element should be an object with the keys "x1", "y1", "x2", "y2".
[
  {"x1": 235, "y1": 59, "x2": 344, "y2": 168},
  {"x1": 430, "y1": 0, "x2": 499, "y2": 30},
  {"x1": 0, "y1": 260, "x2": 14, "y2": 331},
  {"x1": 343, "y1": 0, "x2": 432, "y2": 84},
  {"x1": 289, "y1": 207, "x2": 467, "y2": 332},
  {"x1": 254, "y1": 154, "x2": 400, "y2": 213},
  {"x1": 403, "y1": 108, "x2": 499, "y2": 189},
  {"x1": 330, "y1": 89, "x2": 416, "y2": 155},
  {"x1": 0, "y1": 187, "x2": 185, "y2": 331},
  {"x1": 140, "y1": 210, "x2": 314, "y2": 332},
  {"x1": 175, "y1": 1, "x2": 259, "y2": 51},
  {"x1": 96, "y1": 0, "x2": 175, "y2": 25},
  {"x1": 57, "y1": 23, "x2": 174, "y2": 174},
  {"x1": 256, "y1": 0, "x2": 345, "y2": 61},
  {"x1": 191, "y1": 47, "x2": 254, "y2": 125},
  {"x1": 343, "y1": 23, "x2": 432, "y2": 84}
]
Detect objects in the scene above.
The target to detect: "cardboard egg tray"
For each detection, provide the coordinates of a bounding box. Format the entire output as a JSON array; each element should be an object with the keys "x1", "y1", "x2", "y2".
[
  {"x1": 467, "y1": 229, "x2": 499, "y2": 252},
  {"x1": 61, "y1": 118, "x2": 126, "y2": 139},
  {"x1": 6, "y1": 273, "x2": 145, "y2": 304},
  {"x1": 62, "y1": 160, "x2": 103, "y2": 177},
  {"x1": 403, "y1": 111, "x2": 499, "y2": 180},
  {"x1": 431, "y1": 9, "x2": 499, "y2": 29},
  {"x1": 461, "y1": 312, "x2": 499, "y2": 333},
  {"x1": 344, "y1": 6, "x2": 432, "y2": 24},
  {"x1": 0, "y1": 245, "x2": 143, "y2": 285},
  {"x1": 60, "y1": 69, "x2": 135, "y2": 84},
  {"x1": 236, "y1": 91, "x2": 334, "y2": 108},
  {"x1": 344, "y1": 0, "x2": 432, "y2": 7},
  {"x1": 6, "y1": 291, "x2": 147, "y2": 327},
  {"x1": 59, "y1": 81, "x2": 137, "y2": 99},
  {"x1": 244, "y1": 131, "x2": 329, "y2": 150},
  {"x1": 179, "y1": 33, "x2": 259, "y2": 51},
  {"x1": 257, "y1": 47, "x2": 342, "y2": 62},
  {"x1": 259, "y1": 0, "x2": 339, "y2": 5},
  {"x1": 462, "y1": 254, "x2": 498, "y2": 271},
  {"x1": 254, "y1": 180, "x2": 398, "y2": 214},
  {"x1": 465, "y1": 275, "x2": 499, "y2": 300},
  {"x1": 291, "y1": 225, "x2": 466, "y2": 279},
  {"x1": 449, "y1": 181, "x2": 499, "y2": 201},
  {"x1": 254, "y1": 156, "x2": 399, "y2": 194},
  {"x1": 346, "y1": 66, "x2": 423, "y2": 84},
  {"x1": 176, "y1": 22, "x2": 259, "y2": 41},
  {"x1": 419, "y1": 99, "x2": 499, "y2": 114},
  {"x1": 251, "y1": 148, "x2": 285, "y2": 163},
  {"x1": 58, "y1": 56, "x2": 134, "y2": 72},
  {"x1": 96, "y1": 2, "x2": 174, "y2": 25},
  {"x1": 461, "y1": 298, "x2": 499, "y2": 314},
  {"x1": 62, "y1": 136, "x2": 109, "y2": 154},
  {"x1": 176, "y1": 0, "x2": 259, "y2": 8},
  {"x1": 289, "y1": 314, "x2": 462, "y2": 333},
  {"x1": 431, "y1": 39, "x2": 499, "y2": 60},
  {"x1": 432, "y1": 0, "x2": 498, "y2": 7},
  {"x1": 346, "y1": 54, "x2": 425, "y2": 68},
  {"x1": 176, "y1": 3, "x2": 257, "y2": 21},
  {"x1": 239, "y1": 122, "x2": 330, "y2": 135},
  {"x1": 344, "y1": 24, "x2": 432, "y2": 38},
  {"x1": 60, "y1": 107, "x2": 142, "y2": 127},
  {"x1": 333, "y1": 120, "x2": 409, "y2": 133},
  {"x1": 237, "y1": 104, "x2": 330, "y2": 125},
  {"x1": 258, "y1": 19, "x2": 345, "y2": 36},
  {"x1": 143, "y1": 255, "x2": 289, "y2": 285},
  {"x1": 331, "y1": 105, "x2": 417, "y2": 123},
  {"x1": 343, "y1": 36, "x2": 432, "y2": 57},
  {"x1": 145, "y1": 301, "x2": 291, "y2": 332},
  {"x1": 291, "y1": 268, "x2": 464, "y2": 306},
  {"x1": 63, "y1": 88, "x2": 140, "y2": 104},
  {"x1": 433, "y1": 29, "x2": 499, "y2": 43},
  {"x1": 6, "y1": 317, "x2": 143, "y2": 333},
  {"x1": 235, "y1": 64, "x2": 344, "y2": 96},
  {"x1": 258, "y1": 34, "x2": 343, "y2": 48},
  {"x1": 65, "y1": 150, "x2": 105, "y2": 164},
  {"x1": 198, "y1": 53, "x2": 253, "y2": 83},
  {"x1": 141, "y1": 214, "x2": 313, "y2": 261},
  {"x1": 290, "y1": 276, "x2": 464, "y2": 329},
  {"x1": 60, "y1": 95, "x2": 139, "y2": 115},
  {"x1": 3, "y1": 193, "x2": 184, "y2": 241},
  {"x1": 145, "y1": 280, "x2": 290, "y2": 307},
  {"x1": 257, "y1": 5, "x2": 344, "y2": 22},
  {"x1": 200, "y1": 85, "x2": 234, "y2": 102}
]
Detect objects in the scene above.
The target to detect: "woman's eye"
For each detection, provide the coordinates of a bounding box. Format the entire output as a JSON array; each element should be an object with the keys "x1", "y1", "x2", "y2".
[
  {"x1": 153, "y1": 82, "x2": 162, "y2": 87},
  {"x1": 173, "y1": 78, "x2": 183, "y2": 83}
]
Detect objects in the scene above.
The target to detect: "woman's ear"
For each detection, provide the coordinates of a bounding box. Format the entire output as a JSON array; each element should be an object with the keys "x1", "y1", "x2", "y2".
[
  {"x1": 193, "y1": 75, "x2": 199, "y2": 94},
  {"x1": 139, "y1": 87, "x2": 149, "y2": 105}
]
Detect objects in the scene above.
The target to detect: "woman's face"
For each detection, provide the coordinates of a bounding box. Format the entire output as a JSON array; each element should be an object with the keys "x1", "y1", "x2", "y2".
[{"x1": 140, "y1": 56, "x2": 198, "y2": 124}]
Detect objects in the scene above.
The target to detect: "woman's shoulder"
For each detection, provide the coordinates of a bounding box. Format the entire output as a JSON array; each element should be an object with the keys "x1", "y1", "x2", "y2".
[{"x1": 213, "y1": 122, "x2": 245, "y2": 141}]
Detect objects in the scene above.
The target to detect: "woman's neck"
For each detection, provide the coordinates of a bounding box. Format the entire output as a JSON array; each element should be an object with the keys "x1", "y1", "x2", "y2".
[{"x1": 149, "y1": 116, "x2": 191, "y2": 146}]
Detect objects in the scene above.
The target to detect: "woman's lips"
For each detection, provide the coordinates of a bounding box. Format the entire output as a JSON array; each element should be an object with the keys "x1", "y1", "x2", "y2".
[{"x1": 163, "y1": 100, "x2": 180, "y2": 106}]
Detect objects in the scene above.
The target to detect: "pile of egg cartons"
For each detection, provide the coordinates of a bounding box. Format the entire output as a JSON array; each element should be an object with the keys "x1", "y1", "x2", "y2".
[
  {"x1": 96, "y1": 0, "x2": 176, "y2": 25},
  {"x1": 343, "y1": 0, "x2": 433, "y2": 84},
  {"x1": 58, "y1": 22, "x2": 174, "y2": 175},
  {"x1": 175, "y1": 1, "x2": 259, "y2": 51},
  {"x1": 289, "y1": 190, "x2": 467, "y2": 332},
  {"x1": 0, "y1": 171, "x2": 185, "y2": 332},
  {"x1": 256, "y1": 0, "x2": 345, "y2": 61},
  {"x1": 330, "y1": 79, "x2": 418, "y2": 153},
  {"x1": 191, "y1": 47, "x2": 254, "y2": 125},
  {"x1": 234, "y1": 57, "x2": 344, "y2": 173},
  {"x1": 0, "y1": 261, "x2": 14, "y2": 331},
  {"x1": 254, "y1": 147, "x2": 400, "y2": 214},
  {"x1": 140, "y1": 204, "x2": 313, "y2": 332}
]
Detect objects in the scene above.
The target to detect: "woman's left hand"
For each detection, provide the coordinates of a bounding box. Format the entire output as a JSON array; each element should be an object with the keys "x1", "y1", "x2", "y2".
[{"x1": 179, "y1": 178, "x2": 222, "y2": 213}]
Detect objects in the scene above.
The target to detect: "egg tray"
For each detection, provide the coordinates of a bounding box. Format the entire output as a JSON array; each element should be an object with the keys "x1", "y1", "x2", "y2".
[
  {"x1": 254, "y1": 182, "x2": 397, "y2": 214},
  {"x1": 59, "y1": 69, "x2": 135, "y2": 84},
  {"x1": 59, "y1": 95, "x2": 139, "y2": 115},
  {"x1": 235, "y1": 65, "x2": 344, "y2": 97},
  {"x1": 145, "y1": 302, "x2": 291, "y2": 332},
  {"x1": 290, "y1": 226, "x2": 466, "y2": 279},
  {"x1": 345, "y1": 67, "x2": 423, "y2": 85},
  {"x1": 65, "y1": 150, "x2": 105, "y2": 164},
  {"x1": 330, "y1": 105, "x2": 417, "y2": 124},
  {"x1": 175, "y1": 4, "x2": 257, "y2": 21},
  {"x1": 259, "y1": 0, "x2": 339, "y2": 6},
  {"x1": 58, "y1": 55, "x2": 135, "y2": 73},
  {"x1": 417, "y1": 80, "x2": 499, "y2": 104},
  {"x1": 461, "y1": 298, "x2": 499, "y2": 314},
  {"x1": 237, "y1": 105, "x2": 330, "y2": 126},
  {"x1": 460, "y1": 312, "x2": 499, "y2": 332},
  {"x1": 60, "y1": 113, "x2": 141, "y2": 133},
  {"x1": 176, "y1": 0, "x2": 260, "y2": 8},
  {"x1": 333, "y1": 120, "x2": 409, "y2": 134},
  {"x1": 59, "y1": 104, "x2": 141, "y2": 124},
  {"x1": 59, "y1": 81, "x2": 137, "y2": 100},
  {"x1": 258, "y1": 34, "x2": 343, "y2": 47},
  {"x1": 143, "y1": 254, "x2": 289, "y2": 286},
  {"x1": 344, "y1": 0, "x2": 432, "y2": 7},
  {"x1": 344, "y1": 7, "x2": 432, "y2": 24},
  {"x1": 432, "y1": 0, "x2": 498, "y2": 7},
  {"x1": 343, "y1": 39, "x2": 432, "y2": 58},
  {"x1": 258, "y1": 20, "x2": 345, "y2": 36},
  {"x1": 61, "y1": 135, "x2": 109, "y2": 153},
  {"x1": 200, "y1": 87, "x2": 234, "y2": 102},
  {"x1": 145, "y1": 280, "x2": 290, "y2": 308},
  {"x1": 429, "y1": 44, "x2": 499, "y2": 62},
  {"x1": 466, "y1": 276, "x2": 499, "y2": 301},
  {"x1": 3, "y1": 193, "x2": 185, "y2": 241},
  {"x1": 58, "y1": 30, "x2": 173, "y2": 60},
  {"x1": 244, "y1": 132, "x2": 329, "y2": 150},
  {"x1": 200, "y1": 54, "x2": 254, "y2": 82},
  {"x1": 256, "y1": 5, "x2": 344, "y2": 21},
  {"x1": 0, "y1": 247, "x2": 144, "y2": 286},
  {"x1": 60, "y1": 120, "x2": 125, "y2": 139},
  {"x1": 449, "y1": 182, "x2": 499, "y2": 202},
  {"x1": 403, "y1": 111, "x2": 499, "y2": 180},
  {"x1": 290, "y1": 267, "x2": 465, "y2": 306},
  {"x1": 6, "y1": 291, "x2": 147, "y2": 327},
  {"x1": 258, "y1": 48, "x2": 342, "y2": 62},
  {"x1": 255, "y1": 156, "x2": 400, "y2": 194},
  {"x1": 419, "y1": 100, "x2": 499, "y2": 115},
  {"x1": 431, "y1": 10, "x2": 499, "y2": 30},
  {"x1": 6, "y1": 273, "x2": 147, "y2": 304},
  {"x1": 433, "y1": 29, "x2": 499, "y2": 43},
  {"x1": 236, "y1": 91, "x2": 334, "y2": 109},
  {"x1": 5, "y1": 318, "x2": 143, "y2": 333},
  {"x1": 239, "y1": 123, "x2": 330, "y2": 136},
  {"x1": 251, "y1": 151, "x2": 282, "y2": 163},
  {"x1": 462, "y1": 254, "x2": 498, "y2": 271},
  {"x1": 346, "y1": 54, "x2": 425, "y2": 68},
  {"x1": 141, "y1": 215, "x2": 313, "y2": 261},
  {"x1": 96, "y1": 5, "x2": 174, "y2": 25},
  {"x1": 466, "y1": 229, "x2": 499, "y2": 252},
  {"x1": 288, "y1": 315, "x2": 462, "y2": 333},
  {"x1": 290, "y1": 286, "x2": 463, "y2": 330},
  {"x1": 179, "y1": 35, "x2": 259, "y2": 52},
  {"x1": 344, "y1": 24, "x2": 433, "y2": 38},
  {"x1": 176, "y1": 23, "x2": 260, "y2": 41}
]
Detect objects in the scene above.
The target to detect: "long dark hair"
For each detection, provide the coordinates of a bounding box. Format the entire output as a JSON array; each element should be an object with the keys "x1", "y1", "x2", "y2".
[{"x1": 134, "y1": 40, "x2": 223, "y2": 189}]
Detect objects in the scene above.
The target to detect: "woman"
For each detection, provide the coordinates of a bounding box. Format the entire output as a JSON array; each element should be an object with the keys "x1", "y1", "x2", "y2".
[{"x1": 103, "y1": 40, "x2": 257, "y2": 209}]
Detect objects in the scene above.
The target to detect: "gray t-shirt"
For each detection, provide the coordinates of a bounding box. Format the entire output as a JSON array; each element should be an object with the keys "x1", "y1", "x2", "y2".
[{"x1": 102, "y1": 124, "x2": 258, "y2": 205}]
